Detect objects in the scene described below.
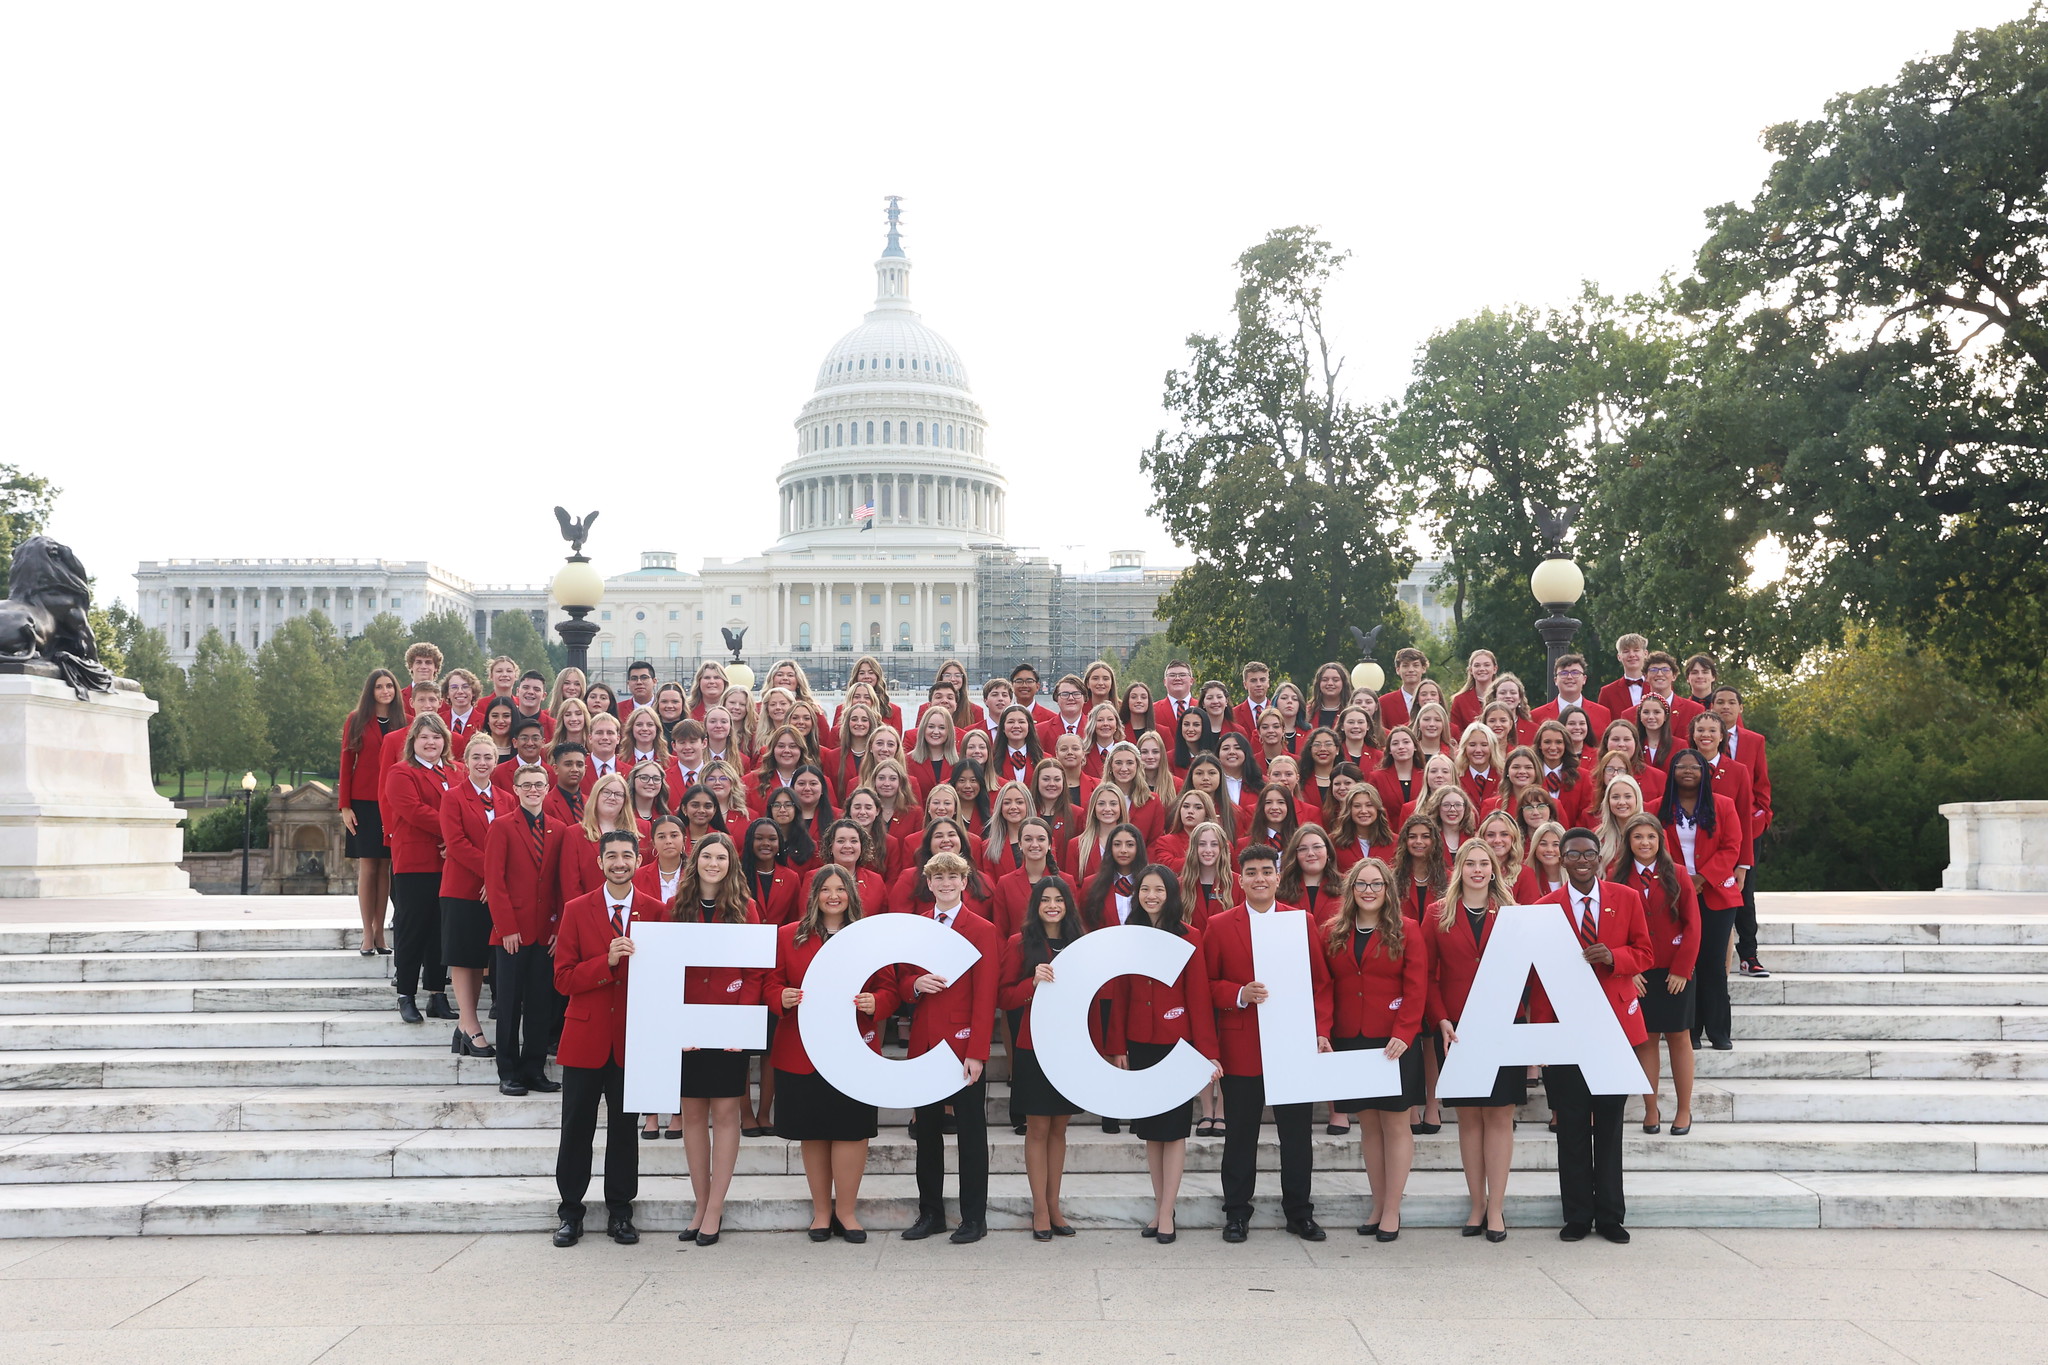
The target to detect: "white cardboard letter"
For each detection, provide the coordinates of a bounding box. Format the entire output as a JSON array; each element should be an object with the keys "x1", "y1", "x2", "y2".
[
  {"x1": 804, "y1": 913, "x2": 983, "y2": 1110},
  {"x1": 1030, "y1": 925, "x2": 1212, "y2": 1120},
  {"x1": 622, "y1": 921, "x2": 777, "y2": 1114},
  {"x1": 1434, "y1": 904, "x2": 1649, "y2": 1097},
  {"x1": 1249, "y1": 908, "x2": 1401, "y2": 1105}
]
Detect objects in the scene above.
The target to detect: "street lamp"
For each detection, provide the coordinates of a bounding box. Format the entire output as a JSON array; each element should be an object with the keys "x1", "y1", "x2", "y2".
[
  {"x1": 238, "y1": 771, "x2": 257, "y2": 895},
  {"x1": 1530, "y1": 556, "x2": 1586, "y2": 699},
  {"x1": 551, "y1": 557, "x2": 604, "y2": 675},
  {"x1": 1347, "y1": 624, "x2": 1385, "y2": 696}
]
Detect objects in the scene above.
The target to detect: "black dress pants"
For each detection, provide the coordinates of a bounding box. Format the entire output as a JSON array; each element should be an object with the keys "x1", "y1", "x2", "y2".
[
  {"x1": 1735, "y1": 864, "x2": 1760, "y2": 961},
  {"x1": 556, "y1": 1059, "x2": 637, "y2": 1223},
  {"x1": 1544, "y1": 1063, "x2": 1626, "y2": 1228},
  {"x1": 1694, "y1": 905, "x2": 1737, "y2": 1047},
  {"x1": 390, "y1": 871, "x2": 445, "y2": 997},
  {"x1": 493, "y1": 942, "x2": 560, "y2": 1083},
  {"x1": 914, "y1": 1077, "x2": 988, "y2": 1222},
  {"x1": 1220, "y1": 1074, "x2": 1313, "y2": 1225}
]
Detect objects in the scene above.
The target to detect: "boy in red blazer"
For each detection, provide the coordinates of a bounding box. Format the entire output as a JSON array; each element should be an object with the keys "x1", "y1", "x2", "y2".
[
  {"x1": 551, "y1": 830, "x2": 663, "y2": 1248},
  {"x1": 1229, "y1": 660, "x2": 1274, "y2": 736},
  {"x1": 493, "y1": 717, "x2": 553, "y2": 794},
  {"x1": 1203, "y1": 842, "x2": 1334, "y2": 1244},
  {"x1": 485, "y1": 767, "x2": 564, "y2": 1097},
  {"x1": 895, "y1": 852, "x2": 1000, "y2": 1245},
  {"x1": 1536, "y1": 829, "x2": 1654, "y2": 1245},
  {"x1": 1152, "y1": 660, "x2": 1197, "y2": 733},
  {"x1": 544, "y1": 742, "x2": 589, "y2": 825},
  {"x1": 1378, "y1": 647, "x2": 1429, "y2": 728},
  {"x1": 1596, "y1": 633, "x2": 1652, "y2": 717},
  {"x1": 1530, "y1": 653, "x2": 1612, "y2": 732},
  {"x1": 398, "y1": 642, "x2": 442, "y2": 715}
]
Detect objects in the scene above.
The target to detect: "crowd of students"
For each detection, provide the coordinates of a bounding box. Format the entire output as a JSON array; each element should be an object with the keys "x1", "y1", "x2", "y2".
[{"x1": 336, "y1": 634, "x2": 1774, "y2": 1246}]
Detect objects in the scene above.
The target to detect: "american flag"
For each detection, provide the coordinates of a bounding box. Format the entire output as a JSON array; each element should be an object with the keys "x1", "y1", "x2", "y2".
[{"x1": 854, "y1": 500, "x2": 875, "y2": 531}]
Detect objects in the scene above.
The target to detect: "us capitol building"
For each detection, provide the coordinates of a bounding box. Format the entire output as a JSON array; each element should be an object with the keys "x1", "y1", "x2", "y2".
[{"x1": 134, "y1": 201, "x2": 1453, "y2": 684}]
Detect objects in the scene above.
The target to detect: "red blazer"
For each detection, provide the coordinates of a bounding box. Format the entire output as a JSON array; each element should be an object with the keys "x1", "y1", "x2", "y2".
[
  {"x1": 666, "y1": 903, "x2": 767, "y2": 1009},
  {"x1": 1229, "y1": 699, "x2": 1276, "y2": 737},
  {"x1": 491, "y1": 757, "x2": 554, "y2": 796},
  {"x1": 581, "y1": 753, "x2": 628, "y2": 784},
  {"x1": 437, "y1": 780, "x2": 498, "y2": 901},
  {"x1": 1448, "y1": 690, "x2": 1485, "y2": 734},
  {"x1": 1625, "y1": 693, "x2": 1705, "y2": 734},
  {"x1": 1703, "y1": 753, "x2": 1755, "y2": 864},
  {"x1": 511, "y1": 708, "x2": 557, "y2": 742},
  {"x1": 894, "y1": 906, "x2": 1001, "y2": 1065},
  {"x1": 1421, "y1": 899, "x2": 1506, "y2": 1030},
  {"x1": 765, "y1": 921, "x2": 898, "y2": 1074},
  {"x1": 664, "y1": 760, "x2": 710, "y2": 807},
  {"x1": 742, "y1": 865, "x2": 804, "y2": 926},
  {"x1": 1378, "y1": 688, "x2": 1421, "y2": 728},
  {"x1": 1326, "y1": 919, "x2": 1429, "y2": 1041},
  {"x1": 1202, "y1": 904, "x2": 1333, "y2": 1077},
  {"x1": 1532, "y1": 696, "x2": 1612, "y2": 733},
  {"x1": 542, "y1": 785, "x2": 586, "y2": 827},
  {"x1": 1119, "y1": 794, "x2": 1166, "y2": 846},
  {"x1": 1153, "y1": 695, "x2": 1199, "y2": 734},
  {"x1": 806, "y1": 863, "x2": 888, "y2": 918},
  {"x1": 1663, "y1": 793, "x2": 1744, "y2": 909},
  {"x1": 1106, "y1": 924, "x2": 1220, "y2": 1059},
  {"x1": 379, "y1": 760, "x2": 451, "y2": 875},
  {"x1": 541, "y1": 825, "x2": 617, "y2": 926},
  {"x1": 907, "y1": 756, "x2": 955, "y2": 802},
  {"x1": 1530, "y1": 883, "x2": 1654, "y2": 1047},
  {"x1": 1037, "y1": 712, "x2": 1090, "y2": 752},
  {"x1": 1368, "y1": 766, "x2": 1422, "y2": 820},
  {"x1": 483, "y1": 807, "x2": 556, "y2": 944},
  {"x1": 992, "y1": 864, "x2": 1061, "y2": 943},
  {"x1": 336, "y1": 717, "x2": 391, "y2": 810},
  {"x1": 1726, "y1": 726, "x2": 1772, "y2": 837},
  {"x1": 553, "y1": 887, "x2": 667, "y2": 1069},
  {"x1": 442, "y1": 707, "x2": 486, "y2": 758},
  {"x1": 1616, "y1": 861, "x2": 1701, "y2": 978},
  {"x1": 996, "y1": 931, "x2": 1121, "y2": 1052},
  {"x1": 1513, "y1": 865, "x2": 1566, "y2": 904},
  {"x1": 1596, "y1": 677, "x2": 1649, "y2": 718},
  {"x1": 1331, "y1": 837, "x2": 1398, "y2": 873},
  {"x1": 1457, "y1": 768, "x2": 1500, "y2": 808},
  {"x1": 1149, "y1": 832, "x2": 1189, "y2": 870},
  {"x1": 630, "y1": 861, "x2": 685, "y2": 911}
]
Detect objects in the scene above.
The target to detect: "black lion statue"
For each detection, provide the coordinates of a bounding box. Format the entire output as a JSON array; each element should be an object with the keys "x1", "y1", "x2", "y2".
[{"x1": 0, "y1": 536, "x2": 113, "y2": 698}]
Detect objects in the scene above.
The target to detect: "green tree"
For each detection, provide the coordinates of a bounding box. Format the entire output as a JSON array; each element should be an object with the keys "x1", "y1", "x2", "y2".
[
  {"x1": 1387, "y1": 288, "x2": 1675, "y2": 684},
  {"x1": 1121, "y1": 630, "x2": 1175, "y2": 698},
  {"x1": 488, "y1": 610, "x2": 555, "y2": 684},
  {"x1": 408, "y1": 607, "x2": 487, "y2": 680},
  {"x1": 0, "y1": 465, "x2": 57, "y2": 599},
  {"x1": 257, "y1": 618, "x2": 344, "y2": 782},
  {"x1": 122, "y1": 625, "x2": 189, "y2": 789},
  {"x1": 1140, "y1": 228, "x2": 1411, "y2": 688},
  {"x1": 1668, "y1": 7, "x2": 2048, "y2": 699},
  {"x1": 342, "y1": 613, "x2": 411, "y2": 683},
  {"x1": 186, "y1": 629, "x2": 268, "y2": 799}
]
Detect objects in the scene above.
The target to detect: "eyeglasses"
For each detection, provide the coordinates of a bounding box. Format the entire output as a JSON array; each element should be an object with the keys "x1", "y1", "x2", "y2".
[
  {"x1": 1355, "y1": 881, "x2": 1388, "y2": 893},
  {"x1": 1560, "y1": 849, "x2": 1602, "y2": 861}
]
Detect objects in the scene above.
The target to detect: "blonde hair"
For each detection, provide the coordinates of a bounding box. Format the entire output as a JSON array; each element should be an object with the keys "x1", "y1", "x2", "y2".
[
  {"x1": 908, "y1": 705, "x2": 961, "y2": 767},
  {"x1": 547, "y1": 666, "x2": 587, "y2": 715},
  {"x1": 400, "y1": 712, "x2": 451, "y2": 766},
  {"x1": 1176, "y1": 820, "x2": 1236, "y2": 910},
  {"x1": 579, "y1": 771, "x2": 633, "y2": 841},
  {"x1": 1099, "y1": 739, "x2": 1151, "y2": 808},
  {"x1": 1073, "y1": 782, "x2": 1131, "y2": 859},
  {"x1": 753, "y1": 686, "x2": 799, "y2": 750},
  {"x1": 862, "y1": 756, "x2": 914, "y2": 817},
  {"x1": 553, "y1": 697, "x2": 593, "y2": 741},
  {"x1": 1596, "y1": 774, "x2": 1648, "y2": 871},
  {"x1": 796, "y1": 863, "x2": 864, "y2": 943},
  {"x1": 1455, "y1": 721, "x2": 1503, "y2": 776},
  {"x1": 698, "y1": 758, "x2": 750, "y2": 823},
  {"x1": 1419, "y1": 782, "x2": 1477, "y2": 839},
  {"x1": 623, "y1": 705, "x2": 669, "y2": 763},
  {"x1": 986, "y1": 780, "x2": 1038, "y2": 849},
  {"x1": 1135, "y1": 730, "x2": 1177, "y2": 805},
  {"x1": 1475, "y1": 809, "x2": 1526, "y2": 885},
  {"x1": 1437, "y1": 840, "x2": 1513, "y2": 931},
  {"x1": 1326, "y1": 857, "x2": 1405, "y2": 959}
]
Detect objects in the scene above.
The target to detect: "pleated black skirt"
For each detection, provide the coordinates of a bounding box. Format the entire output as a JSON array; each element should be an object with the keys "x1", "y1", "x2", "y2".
[
  {"x1": 773, "y1": 1067, "x2": 877, "y2": 1141},
  {"x1": 1331, "y1": 1033, "x2": 1424, "y2": 1112},
  {"x1": 1125, "y1": 1039, "x2": 1194, "y2": 1142}
]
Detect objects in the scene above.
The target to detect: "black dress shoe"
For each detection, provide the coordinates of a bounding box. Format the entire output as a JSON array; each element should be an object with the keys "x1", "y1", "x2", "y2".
[
  {"x1": 1222, "y1": 1220, "x2": 1248, "y2": 1243},
  {"x1": 1357, "y1": 1222, "x2": 1379, "y2": 1236},
  {"x1": 607, "y1": 1217, "x2": 639, "y2": 1245},
  {"x1": 1141, "y1": 1225, "x2": 1157, "y2": 1238},
  {"x1": 552, "y1": 1218, "x2": 582, "y2": 1247},
  {"x1": 1101, "y1": 1118, "x2": 1121, "y2": 1134},
  {"x1": 1286, "y1": 1218, "x2": 1327, "y2": 1242},
  {"x1": 842, "y1": 1228, "x2": 868, "y2": 1244},
  {"x1": 1032, "y1": 1228, "x2": 1054, "y2": 1241},
  {"x1": 523, "y1": 1074, "x2": 562, "y2": 1093},
  {"x1": 1050, "y1": 1223, "x2": 1075, "y2": 1237},
  {"x1": 497, "y1": 1080, "x2": 528, "y2": 1096},
  {"x1": 906, "y1": 1119, "x2": 920, "y2": 1140},
  {"x1": 901, "y1": 1210, "x2": 947, "y2": 1240},
  {"x1": 1560, "y1": 1222, "x2": 1591, "y2": 1242},
  {"x1": 1597, "y1": 1223, "x2": 1631, "y2": 1244},
  {"x1": 425, "y1": 992, "x2": 458, "y2": 1020},
  {"x1": 948, "y1": 1220, "x2": 986, "y2": 1244},
  {"x1": 1462, "y1": 1221, "x2": 1483, "y2": 1237},
  {"x1": 1376, "y1": 1227, "x2": 1400, "y2": 1242},
  {"x1": 808, "y1": 1227, "x2": 831, "y2": 1242},
  {"x1": 1155, "y1": 1231, "x2": 1177, "y2": 1245},
  {"x1": 694, "y1": 1230, "x2": 720, "y2": 1247},
  {"x1": 1485, "y1": 1226, "x2": 1508, "y2": 1243},
  {"x1": 1710, "y1": 1039, "x2": 1734, "y2": 1052},
  {"x1": 1412, "y1": 1121, "x2": 1442, "y2": 1135},
  {"x1": 396, "y1": 994, "x2": 423, "y2": 1024},
  {"x1": 741, "y1": 1126, "x2": 768, "y2": 1138},
  {"x1": 942, "y1": 1112, "x2": 959, "y2": 1135}
]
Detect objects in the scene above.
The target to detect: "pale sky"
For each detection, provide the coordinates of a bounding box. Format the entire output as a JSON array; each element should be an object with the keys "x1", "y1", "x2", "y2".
[{"x1": 0, "y1": 1, "x2": 2018, "y2": 603}]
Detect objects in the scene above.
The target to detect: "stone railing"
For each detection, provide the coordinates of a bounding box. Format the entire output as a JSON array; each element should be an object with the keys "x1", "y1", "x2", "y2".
[{"x1": 1940, "y1": 801, "x2": 2048, "y2": 892}]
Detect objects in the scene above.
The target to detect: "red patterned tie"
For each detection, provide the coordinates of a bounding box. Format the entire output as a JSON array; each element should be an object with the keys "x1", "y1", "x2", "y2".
[
  {"x1": 1578, "y1": 895, "x2": 1599, "y2": 947},
  {"x1": 1114, "y1": 875, "x2": 1134, "y2": 898}
]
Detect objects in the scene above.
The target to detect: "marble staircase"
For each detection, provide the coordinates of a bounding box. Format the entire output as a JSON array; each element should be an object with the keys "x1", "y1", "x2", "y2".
[{"x1": 2, "y1": 908, "x2": 2048, "y2": 1235}]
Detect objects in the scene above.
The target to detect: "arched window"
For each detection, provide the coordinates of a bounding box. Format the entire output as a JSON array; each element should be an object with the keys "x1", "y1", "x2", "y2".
[
  {"x1": 917, "y1": 421, "x2": 925, "y2": 444},
  {"x1": 835, "y1": 423, "x2": 843, "y2": 446},
  {"x1": 866, "y1": 421, "x2": 875, "y2": 443},
  {"x1": 882, "y1": 420, "x2": 891, "y2": 443},
  {"x1": 946, "y1": 424, "x2": 955, "y2": 448},
  {"x1": 838, "y1": 622, "x2": 853, "y2": 651},
  {"x1": 632, "y1": 632, "x2": 646, "y2": 655},
  {"x1": 898, "y1": 621, "x2": 911, "y2": 649},
  {"x1": 884, "y1": 356, "x2": 891, "y2": 369},
  {"x1": 939, "y1": 621, "x2": 953, "y2": 650},
  {"x1": 797, "y1": 622, "x2": 812, "y2": 651},
  {"x1": 858, "y1": 358, "x2": 865, "y2": 370},
  {"x1": 868, "y1": 622, "x2": 882, "y2": 649}
]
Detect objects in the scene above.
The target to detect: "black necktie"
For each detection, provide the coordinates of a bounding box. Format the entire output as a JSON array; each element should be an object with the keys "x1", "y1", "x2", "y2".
[
  {"x1": 1114, "y1": 874, "x2": 1134, "y2": 898},
  {"x1": 527, "y1": 812, "x2": 545, "y2": 858},
  {"x1": 1579, "y1": 895, "x2": 1598, "y2": 946},
  {"x1": 609, "y1": 901, "x2": 626, "y2": 937}
]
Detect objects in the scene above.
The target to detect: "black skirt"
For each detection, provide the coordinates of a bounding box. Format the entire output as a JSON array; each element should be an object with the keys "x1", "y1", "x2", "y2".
[
  {"x1": 1331, "y1": 1033, "x2": 1424, "y2": 1113},
  {"x1": 1126, "y1": 1039, "x2": 1194, "y2": 1142},
  {"x1": 1443, "y1": 1064, "x2": 1529, "y2": 1110},
  {"x1": 438, "y1": 897, "x2": 493, "y2": 969},
  {"x1": 1639, "y1": 968, "x2": 1697, "y2": 1035},
  {"x1": 773, "y1": 1067, "x2": 877, "y2": 1141},
  {"x1": 345, "y1": 800, "x2": 387, "y2": 859},
  {"x1": 680, "y1": 1048, "x2": 750, "y2": 1099},
  {"x1": 1010, "y1": 1045, "x2": 1079, "y2": 1117}
]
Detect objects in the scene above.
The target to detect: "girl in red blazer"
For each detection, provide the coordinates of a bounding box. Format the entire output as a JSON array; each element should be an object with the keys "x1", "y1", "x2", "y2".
[
  {"x1": 632, "y1": 814, "x2": 690, "y2": 912},
  {"x1": 379, "y1": 713, "x2": 453, "y2": 1023},
  {"x1": 1370, "y1": 726, "x2": 1424, "y2": 819},
  {"x1": 1079, "y1": 703, "x2": 1124, "y2": 779},
  {"x1": 1455, "y1": 723, "x2": 1503, "y2": 810},
  {"x1": 767, "y1": 864, "x2": 899, "y2": 1241},
  {"x1": 738, "y1": 817, "x2": 804, "y2": 927},
  {"x1": 994, "y1": 705, "x2": 1046, "y2": 788},
  {"x1": 1337, "y1": 703, "x2": 1385, "y2": 772},
  {"x1": 866, "y1": 759, "x2": 924, "y2": 846},
  {"x1": 438, "y1": 733, "x2": 503, "y2": 1057},
  {"x1": 1662, "y1": 751, "x2": 1743, "y2": 1054},
  {"x1": 1151, "y1": 788, "x2": 1215, "y2": 871},
  {"x1": 1097, "y1": 743, "x2": 1166, "y2": 846},
  {"x1": 991, "y1": 817, "x2": 1059, "y2": 942},
  {"x1": 340, "y1": 668, "x2": 405, "y2": 954},
  {"x1": 1175, "y1": 821, "x2": 1235, "y2": 938},
  {"x1": 1531, "y1": 721, "x2": 1584, "y2": 822},
  {"x1": 915, "y1": 785, "x2": 987, "y2": 869},
  {"x1": 1620, "y1": 813, "x2": 1701, "y2": 1134},
  {"x1": 826, "y1": 701, "x2": 878, "y2": 801},
  {"x1": 1687, "y1": 712, "x2": 1756, "y2": 874},
  {"x1": 808, "y1": 818, "x2": 889, "y2": 915},
  {"x1": 1330, "y1": 784, "x2": 1399, "y2": 873},
  {"x1": 907, "y1": 707, "x2": 961, "y2": 801},
  {"x1": 1065, "y1": 783, "x2": 1130, "y2": 887},
  {"x1": 1449, "y1": 649, "x2": 1498, "y2": 734},
  {"x1": 1031, "y1": 757, "x2": 1079, "y2": 853},
  {"x1": 998, "y1": 877, "x2": 1091, "y2": 1238},
  {"x1": 668, "y1": 832, "x2": 765, "y2": 1245},
  {"x1": 1420, "y1": 841, "x2": 1524, "y2": 1241},
  {"x1": 1182, "y1": 755, "x2": 1239, "y2": 845},
  {"x1": 1108, "y1": 865, "x2": 1222, "y2": 1243},
  {"x1": 1324, "y1": 857, "x2": 1430, "y2": 1239},
  {"x1": 1239, "y1": 783, "x2": 1302, "y2": 856},
  {"x1": 982, "y1": 781, "x2": 1036, "y2": 882},
  {"x1": 890, "y1": 817, "x2": 994, "y2": 919},
  {"x1": 839, "y1": 790, "x2": 902, "y2": 881}
]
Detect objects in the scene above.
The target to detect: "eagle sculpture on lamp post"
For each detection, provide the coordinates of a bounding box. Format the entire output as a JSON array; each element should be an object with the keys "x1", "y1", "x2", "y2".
[{"x1": 554, "y1": 507, "x2": 600, "y2": 559}]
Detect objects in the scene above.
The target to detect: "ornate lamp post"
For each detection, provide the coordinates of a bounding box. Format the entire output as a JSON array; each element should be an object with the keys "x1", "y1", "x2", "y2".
[
  {"x1": 550, "y1": 507, "x2": 603, "y2": 675},
  {"x1": 237, "y1": 771, "x2": 257, "y2": 895},
  {"x1": 1530, "y1": 556, "x2": 1586, "y2": 700},
  {"x1": 1347, "y1": 624, "x2": 1385, "y2": 696},
  {"x1": 720, "y1": 627, "x2": 756, "y2": 694}
]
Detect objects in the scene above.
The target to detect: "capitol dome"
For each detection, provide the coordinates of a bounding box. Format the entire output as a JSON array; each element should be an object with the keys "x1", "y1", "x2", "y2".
[{"x1": 775, "y1": 199, "x2": 1008, "y2": 550}]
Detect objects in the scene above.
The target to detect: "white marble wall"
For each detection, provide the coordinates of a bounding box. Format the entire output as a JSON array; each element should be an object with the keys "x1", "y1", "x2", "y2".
[{"x1": 1941, "y1": 801, "x2": 2048, "y2": 892}]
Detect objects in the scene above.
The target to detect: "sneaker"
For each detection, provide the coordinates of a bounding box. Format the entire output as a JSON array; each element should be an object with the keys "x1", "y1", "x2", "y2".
[{"x1": 1739, "y1": 958, "x2": 1771, "y2": 978}]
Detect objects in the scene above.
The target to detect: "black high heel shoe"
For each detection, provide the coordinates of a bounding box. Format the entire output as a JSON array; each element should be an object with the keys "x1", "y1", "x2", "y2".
[
  {"x1": 1462, "y1": 1220, "x2": 1484, "y2": 1237},
  {"x1": 1032, "y1": 1227, "x2": 1053, "y2": 1242},
  {"x1": 453, "y1": 1029, "x2": 495, "y2": 1058}
]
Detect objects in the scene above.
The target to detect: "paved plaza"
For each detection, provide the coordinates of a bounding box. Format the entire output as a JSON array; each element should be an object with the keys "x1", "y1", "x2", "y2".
[{"x1": 1, "y1": 1227, "x2": 2046, "y2": 1362}]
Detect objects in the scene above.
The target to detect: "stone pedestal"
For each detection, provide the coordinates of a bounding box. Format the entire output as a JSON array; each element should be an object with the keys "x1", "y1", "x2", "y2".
[
  {"x1": 0, "y1": 670, "x2": 194, "y2": 897},
  {"x1": 1940, "y1": 801, "x2": 2048, "y2": 892}
]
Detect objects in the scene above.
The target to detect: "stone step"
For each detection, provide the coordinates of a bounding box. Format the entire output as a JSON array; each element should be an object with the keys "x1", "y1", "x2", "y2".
[
  {"x1": 1709, "y1": 1078, "x2": 2048, "y2": 1124},
  {"x1": 1731, "y1": 973, "x2": 2048, "y2": 1006},
  {"x1": 14, "y1": 1167, "x2": 2048, "y2": 1236},
  {"x1": 0, "y1": 950, "x2": 390, "y2": 984},
  {"x1": 0, "y1": 979, "x2": 395, "y2": 1015},
  {"x1": 1758, "y1": 944, "x2": 2048, "y2": 973},
  {"x1": 0, "y1": 1012, "x2": 464, "y2": 1050},
  {"x1": 0, "y1": 925, "x2": 356, "y2": 956},
  {"x1": 0, "y1": 1047, "x2": 504, "y2": 1090},
  {"x1": 1692, "y1": 1039, "x2": 2048, "y2": 1081},
  {"x1": 1757, "y1": 917, "x2": 2048, "y2": 947},
  {"x1": 1735, "y1": 1005, "x2": 2048, "y2": 1042},
  {"x1": 1, "y1": 1120, "x2": 2043, "y2": 1184}
]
